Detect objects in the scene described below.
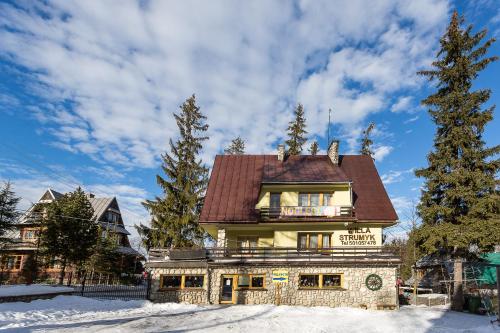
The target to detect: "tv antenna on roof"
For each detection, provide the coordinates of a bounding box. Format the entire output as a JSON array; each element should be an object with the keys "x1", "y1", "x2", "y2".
[{"x1": 327, "y1": 108, "x2": 332, "y2": 145}]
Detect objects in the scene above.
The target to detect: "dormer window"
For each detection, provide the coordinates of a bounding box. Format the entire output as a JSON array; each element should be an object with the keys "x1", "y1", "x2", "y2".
[
  {"x1": 270, "y1": 193, "x2": 281, "y2": 208},
  {"x1": 107, "y1": 211, "x2": 119, "y2": 223},
  {"x1": 22, "y1": 229, "x2": 38, "y2": 240},
  {"x1": 298, "y1": 193, "x2": 333, "y2": 207}
]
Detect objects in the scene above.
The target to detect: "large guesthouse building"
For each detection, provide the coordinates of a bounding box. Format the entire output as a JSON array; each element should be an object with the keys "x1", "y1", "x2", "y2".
[{"x1": 147, "y1": 141, "x2": 400, "y2": 309}]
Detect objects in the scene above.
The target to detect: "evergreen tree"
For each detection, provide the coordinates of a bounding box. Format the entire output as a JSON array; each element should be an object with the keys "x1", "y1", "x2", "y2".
[
  {"x1": 87, "y1": 228, "x2": 120, "y2": 275},
  {"x1": 20, "y1": 254, "x2": 39, "y2": 285},
  {"x1": 143, "y1": 95, "x2": 209, "y2": 248},
  {"x1": 360, "y1": 122, "x2": 375, "y2": 158},
  {"x1": 286, "y1": 103, "x2": 308, "y2": 155},
  {"x1": 224, "y1": 136, "x2": 245, "y2": 155},
  {"x1": 415, "y1": 11, "x2": 499, "y2": 310},
  {"x1": 308, "y1": 141, "x2": 319, "y2": 155},
  {"x1": 134, "y1": 223, "x2": 153, "y2": 252},
  {"x1": 40, "y1": 187, "x2": 97, "y2": 284},
  {"x1": 0, "y1": 181, "x2": 21, "y2": 246}
]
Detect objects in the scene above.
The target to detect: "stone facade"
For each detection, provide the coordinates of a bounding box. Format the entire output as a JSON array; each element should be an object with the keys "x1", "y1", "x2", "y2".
[{"x1": 149, "y1": 263, "x2": 397, "y2": 309}]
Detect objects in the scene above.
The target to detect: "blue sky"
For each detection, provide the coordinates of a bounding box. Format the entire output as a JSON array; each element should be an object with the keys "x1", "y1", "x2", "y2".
[{"x1": 1, "y1": 0, "x2": 499, "y2": 242}]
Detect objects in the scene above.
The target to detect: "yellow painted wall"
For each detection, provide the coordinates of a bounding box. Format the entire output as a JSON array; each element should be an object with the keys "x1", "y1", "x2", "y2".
[
  {"x1": 272, "y1": 225, "x2": 382, "y2": 247},
  {"x1": 225, "y1": 229, "x2": 274, "y2": 248},
  {"x1": 220, "y1": 224, "x2": 382, "y2": 248},
  {"x1": 255, "y1": 184, "x2": 351, "y2": 208}
]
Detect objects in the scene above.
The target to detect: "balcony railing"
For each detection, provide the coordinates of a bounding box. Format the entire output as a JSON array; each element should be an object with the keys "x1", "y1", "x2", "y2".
[
  {"x1": 149, "y1": 246, "x2": 400, "y2": 264},
  {"x1": 258, "y1": 205, "x2": 354, "y2": 220}
]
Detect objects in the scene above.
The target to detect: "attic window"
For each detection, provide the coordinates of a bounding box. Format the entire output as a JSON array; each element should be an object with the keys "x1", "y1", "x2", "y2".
[
  {"x1": 107, "y1": 211, "x2": 119, "y2": 223},
  {"x1": 298, "y1": 193, "x2": 334, "y2": 207}
]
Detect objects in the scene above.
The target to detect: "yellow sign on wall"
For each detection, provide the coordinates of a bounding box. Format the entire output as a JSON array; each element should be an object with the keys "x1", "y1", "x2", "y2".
[{"x1": 272, "y1": 270, "x2": 289, "y2": 283}]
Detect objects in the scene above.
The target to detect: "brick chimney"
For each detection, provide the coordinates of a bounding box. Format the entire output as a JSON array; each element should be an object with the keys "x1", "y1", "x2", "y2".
[
  {"x1": 277, "y1": 144, "x2": 285, "y2": 162},
  {"x1": 328, "y1": 140, "x2": 339, "y2": 165}
]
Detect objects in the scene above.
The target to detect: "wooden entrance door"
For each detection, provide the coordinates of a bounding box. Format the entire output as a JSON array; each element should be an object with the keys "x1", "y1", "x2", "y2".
[{"x1": 220, "y1": 275, "x2": 236, "y2": 304}]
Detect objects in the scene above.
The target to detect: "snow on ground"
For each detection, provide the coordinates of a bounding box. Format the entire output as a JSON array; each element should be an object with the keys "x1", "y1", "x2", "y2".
[
  {"x1": 0, "y1": 285, "x2": 74, "y2": 297},
  {"x1": 0, "y1": 296, "x2": 498, "y2": 333}
]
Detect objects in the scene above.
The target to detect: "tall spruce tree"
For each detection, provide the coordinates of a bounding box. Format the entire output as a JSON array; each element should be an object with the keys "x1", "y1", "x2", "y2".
[
  {"x1": 86, "y1": 228, "x2": 120, "y2": 275},
  {"x1": 41, "y1": 187, "x2": 97, "y2": 284},
  {"x1": 134, "y1": 223, "x2": 153, "y2": 252},
  {"x1": 415, "y1": 11, "x2": 500, "y2": 310},
  {"x1": 360, "y1": 122, "x2": 375, "y2": 158},
  {"x1": 0, "y1": 181, "x2": 20, "y2": 245},
  {"x1": 286, "y1": 103, "x2": 308, "y2": 155},
  {"x1": 143, "y1": 95, "x2": 209, "y2": 248},
  {"x1": 224, "y1": 136, "x2": 245, "y2": 155},
  {"x1": 309, "y1": 141, "x2": 319, "y2": 155}
]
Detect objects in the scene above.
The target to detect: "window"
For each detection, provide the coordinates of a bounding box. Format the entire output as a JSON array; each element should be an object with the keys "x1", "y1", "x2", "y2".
[
  {"x1": 161, "y1": 275, "x2": 182, "y2": 289},
  {"x1": 23, "y1": 229, "x2": 38, "y2": 240},
  {"x1": 0, "y1": 256, "x2": 22, "y2": 270},
  {"x1": 323, "y1": 193, "x2": 333, "y2": 206},
  {"x1": 252, "y1": 275, "x2": 264, "y2": 288},
  {"x1": 323, "y1": 274, "x2": 342, "y2": 288},
  {"x1": 299, "y1": 274, "x2": 343, "y2": 289},
  {"x1": 160, "y1": 275, "x2": 205, "y2": 290},
  {"x1": 184, "y1": 275, "x2": 204, "y2": 288},
  {"x1": 298, "y1": 193, "x2": 334, "y2": 207},
  {"x1": 107, "y1": 211, "x2": 119, "y2": 223},
  {"x1": 299, "y1": 274, "x2": 319, "y2": 288},
  {"x1": 310, "y1": 193, "x2": 320, "y2": 206},
  {"x1": 270, "y1": 193, "x2": 281, "y2": 208},
  {"x1": 237, "y1": 274, "x2": 265, "y2": 289},
  {"x1": 297, "y1": 233, "x2": 332, "y2": 249},
  {"x1": 298, "y1": 193, "x2": 308, "y2": 206},
  {"x1": 237, "y1": 236, "x2": 258, "y2": 249}
]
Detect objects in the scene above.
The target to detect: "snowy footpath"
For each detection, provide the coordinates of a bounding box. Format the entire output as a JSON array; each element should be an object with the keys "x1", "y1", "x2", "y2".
[
  {"x1": 0, "y1": 296, "x2": 498, "y2": 333},
  {"x1": 0, "y1": 285, "x2": 74, "y2": 297}
]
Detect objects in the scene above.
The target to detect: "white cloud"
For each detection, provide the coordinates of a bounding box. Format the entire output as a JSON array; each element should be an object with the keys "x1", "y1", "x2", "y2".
[
  {"x1": 0, "y1": 160, "x2": 149, "y2": 241},
  {"x1": 404, "y1": 116, "x2": 420, "y2": 124},
  {"x1": 0, "y1": 0, "x2": 450, "y2": 168},
  {"x1": 381, "y1": 168, "x2": 415, "y2": 185},
  {"x1": 372, "y1": 145, "x2": 393, "y2": 161},
  {"x1": 391, "y1": 96, "x2": 413, "y2": 113}
]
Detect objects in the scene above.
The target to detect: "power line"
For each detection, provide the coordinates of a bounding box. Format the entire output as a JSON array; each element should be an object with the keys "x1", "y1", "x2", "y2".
[
  {"x1": 1, "y1": 142, "x2": 149, "y2": 223},
  {"x1": 14, "y1": 209, "x2": 141, "y2": 228}
]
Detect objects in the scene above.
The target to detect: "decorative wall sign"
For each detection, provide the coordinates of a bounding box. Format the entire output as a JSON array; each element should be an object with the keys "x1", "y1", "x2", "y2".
[
  {"x1": 280, "y1": 206, "x2": 342, "y2": 217},
  {"x1": 365, "y1": 274, "x2": 383, "y2": 291},
  {"x1": 272, "y1": 270, "x2": 289, "y2": 283}
]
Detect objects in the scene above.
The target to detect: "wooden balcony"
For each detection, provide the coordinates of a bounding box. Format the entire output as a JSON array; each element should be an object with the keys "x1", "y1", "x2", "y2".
[
  {"x1": 148, "y1": 246, "x2": 400, "y2": 265},
  {"x1": 258, "y1": 205, "x2": 354, "y2": 221}
]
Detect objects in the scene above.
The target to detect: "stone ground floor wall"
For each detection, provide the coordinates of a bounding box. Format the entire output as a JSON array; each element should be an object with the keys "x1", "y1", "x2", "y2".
[{"x1": 149, "y1": 263, "x2": 398, "y2": 309}]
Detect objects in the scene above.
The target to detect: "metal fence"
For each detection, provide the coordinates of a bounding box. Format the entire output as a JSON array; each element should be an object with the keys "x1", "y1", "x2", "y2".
[{"x1": 74, "y1": 275, "x2": 152, "y2": 301}]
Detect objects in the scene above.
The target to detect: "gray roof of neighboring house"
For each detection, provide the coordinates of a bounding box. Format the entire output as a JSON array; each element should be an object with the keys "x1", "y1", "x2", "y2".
[
  {"x1": 116, "y1": 246, "x2": 143, "y2": 257},
  {"x1": 88, "y1": 197, "x2": 115, "y2": 221},
  {"x1": 99, "y1": 222, "x2": 130, "y2": 235}
]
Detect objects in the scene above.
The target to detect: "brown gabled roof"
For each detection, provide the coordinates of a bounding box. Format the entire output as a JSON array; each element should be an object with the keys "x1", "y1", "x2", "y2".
[
  {"x1": 263, "y1": 155, "x2": 349, "y2": 183},
  {"x1": 199, "y1": 154, "x2": 398, "y2": 223},
  {"x1": 339, "y1": 155, "x2": 398, "y2": 221}
]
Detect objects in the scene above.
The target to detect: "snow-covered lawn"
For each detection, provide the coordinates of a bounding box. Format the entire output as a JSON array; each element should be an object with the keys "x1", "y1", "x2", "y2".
[
  {"x1": 0, "y1": 285, "x2": 74, "y2": 297},
  {"x1": 0, "y1": 296, "x2": 497, "y2": 332}
]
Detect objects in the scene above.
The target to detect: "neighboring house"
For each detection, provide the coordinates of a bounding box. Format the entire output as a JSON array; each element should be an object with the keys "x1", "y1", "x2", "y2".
[
  {"x1": 147, "y1": 141, "x2": 401, "y2": 309},
  {"x1": 0, "y1": 189, "x2": 143, "y2": 283}
]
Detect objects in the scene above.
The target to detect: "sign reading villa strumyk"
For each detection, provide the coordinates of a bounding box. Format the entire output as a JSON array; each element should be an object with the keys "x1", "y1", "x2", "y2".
[{"x1": 337, "y1": 227, "x2": 377, "y2": 246}]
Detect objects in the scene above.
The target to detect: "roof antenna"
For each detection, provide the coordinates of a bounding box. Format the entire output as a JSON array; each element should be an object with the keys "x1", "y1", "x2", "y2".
[{"x1": 327, "y1": 108, "x2": 332, "y2": 146}]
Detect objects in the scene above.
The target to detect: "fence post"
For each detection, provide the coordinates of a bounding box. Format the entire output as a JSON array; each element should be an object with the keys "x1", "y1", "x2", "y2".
[
  {"x1": 146, "y1": 273, "x2": 152, "y2": 301},
  {"x1": 81, "y1": 275, "x2": 86, "y2": 297}
]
